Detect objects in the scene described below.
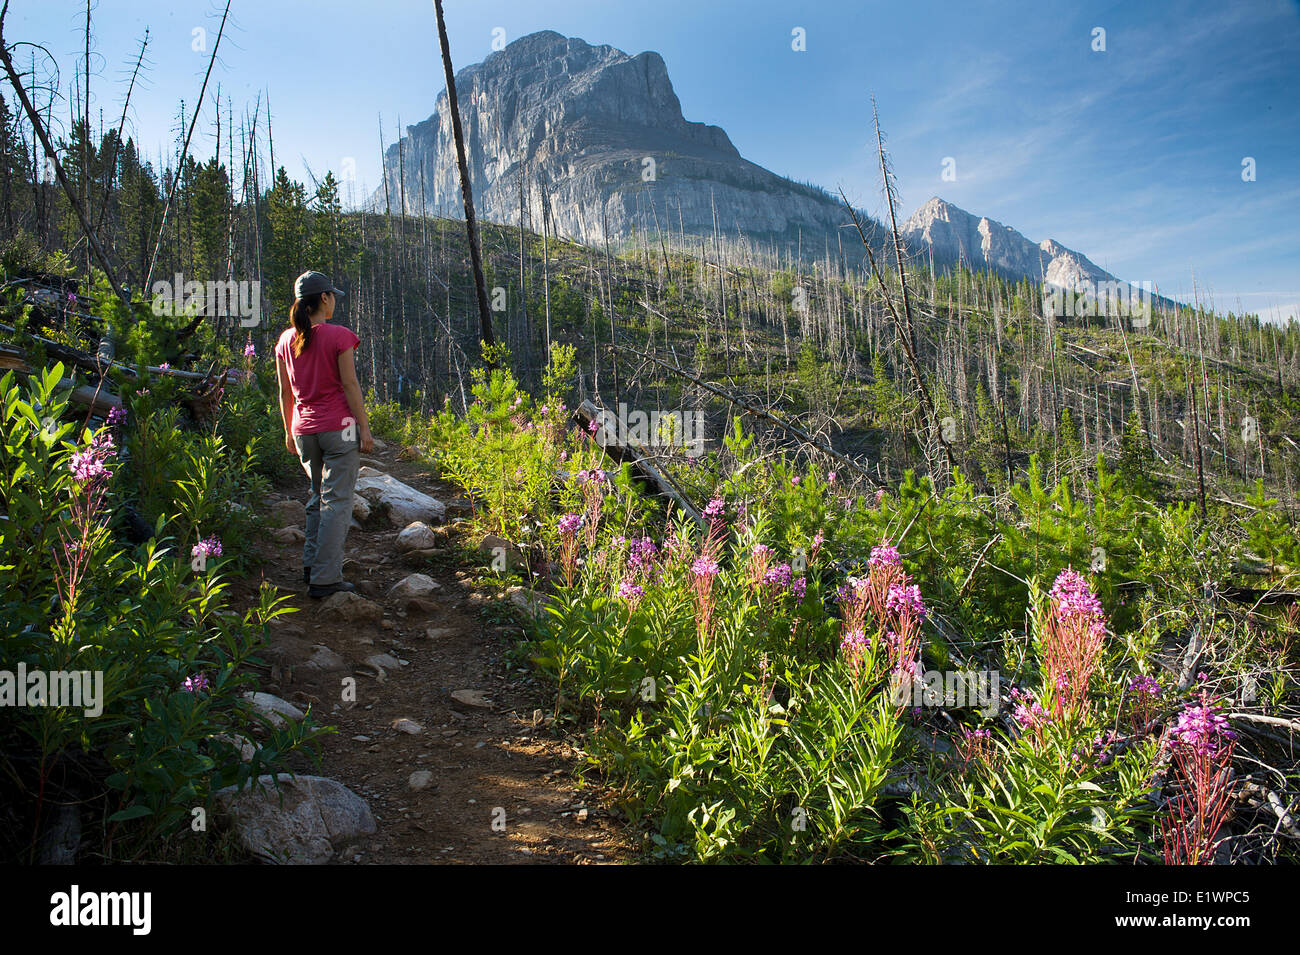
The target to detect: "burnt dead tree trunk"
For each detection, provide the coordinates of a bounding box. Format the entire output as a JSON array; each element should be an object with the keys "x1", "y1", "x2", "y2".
[{"x1": 433, "y1": 0, "x2": 496, "y2": 361}]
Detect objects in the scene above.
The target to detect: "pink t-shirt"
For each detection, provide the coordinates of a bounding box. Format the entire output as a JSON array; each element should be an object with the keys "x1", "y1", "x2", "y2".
[{"x1": 275, "y1": 322, "x2": 361, "y2": 435}]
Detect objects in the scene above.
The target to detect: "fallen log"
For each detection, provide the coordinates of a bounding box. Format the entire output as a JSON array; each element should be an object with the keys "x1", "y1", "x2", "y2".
[
  {"x1": 0, "y1": 322, "x2": 209, "y2": 380},
  {"x1": 576, "y1": 398, "x2": 703, "y2": 525},
  {"x1": 61, "y1": 378, "x2": 123, "y2": 416}
]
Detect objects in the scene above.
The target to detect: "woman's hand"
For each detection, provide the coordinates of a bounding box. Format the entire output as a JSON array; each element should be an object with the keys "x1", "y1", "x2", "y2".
[
  {"x1": 285, "y1": 432, "x2": 297, "y2": 457},
  {"x1": 359, "y1": 428, "x2": 374, "y2": 454}
]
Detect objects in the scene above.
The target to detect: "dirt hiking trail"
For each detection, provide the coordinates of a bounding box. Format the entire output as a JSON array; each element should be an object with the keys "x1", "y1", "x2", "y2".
[{"x1": 230, "y1": 439, "x2": 635, "y2": 864}]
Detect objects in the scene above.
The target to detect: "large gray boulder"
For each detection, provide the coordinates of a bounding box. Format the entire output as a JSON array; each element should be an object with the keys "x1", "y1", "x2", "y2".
[
  {"x1": 354, "y1": 468, "x2": 446, "y2": 527},
  {"x1": 241, "y1": 691, "x2": 306, "y2": 728},
  {"x1": 215, "y1": 774, "x2": 376, "y2": 865}
]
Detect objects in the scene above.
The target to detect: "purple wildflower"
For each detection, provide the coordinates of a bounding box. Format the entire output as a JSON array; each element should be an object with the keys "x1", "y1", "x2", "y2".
[
  {"x1": 840, "y1": 628, "x2": 869, "y2": 655},
  {"x1": 885, "y1": 582, "x2": 926, "y2": 621},
  {"x1": 181, "y1": 672, "x2": 210, "y2": 693},
  {"x1": 1049, "y1": 568, "x2": 1105, "y2": 637},
  {"x1": 191, "y1": 537, "x2": 222, "y2": 560},
  {"x1": 691, "y1": 556, "x2": 720, "y2": 578},
  {"x1": 1130, "y1": 675, "x2": 1162, "y2": 697},
  {"x1": 763, "y1": 562, "x2": 792, "y2": 590},
  {"x1": 1011, "y1": 688, "x2": 1047, "y2": 730},
  {"x1": 68, "y1": 429, "x2": 117, "y2": 485},
  {"x1": 1168, "y1": 702, "x2": 1236, "y2": 756},
  {"x1": 868, "y1": 544, "x2": 902, "y2": 570}
]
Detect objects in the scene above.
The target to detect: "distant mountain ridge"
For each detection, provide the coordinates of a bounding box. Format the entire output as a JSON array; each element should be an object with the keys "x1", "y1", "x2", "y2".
[
  {"x1": 900, "y1": 197, "x2": 1149, "y2": 302},
  {"x1": 372, "y1": 30, "x2": 1150, "y2": 302}
]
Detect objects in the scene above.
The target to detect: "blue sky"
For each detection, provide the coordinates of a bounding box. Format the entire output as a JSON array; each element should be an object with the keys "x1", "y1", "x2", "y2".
[{"x1": 11, "y1": 0, "x2": 1300, "y2": 321}]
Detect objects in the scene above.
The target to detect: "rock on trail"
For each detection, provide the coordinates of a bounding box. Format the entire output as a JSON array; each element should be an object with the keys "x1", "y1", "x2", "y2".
[
  {"x1": 215, "y1": 774, "x2": 376, "y2": 865},
  {"x1": 354, "y1": 467, "x2": 446, "y2": 527}
]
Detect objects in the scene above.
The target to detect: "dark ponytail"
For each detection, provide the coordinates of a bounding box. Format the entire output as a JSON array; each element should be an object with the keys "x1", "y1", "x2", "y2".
[{"x1": 289, "y1": 291, "x2": 325, "y2": 357}]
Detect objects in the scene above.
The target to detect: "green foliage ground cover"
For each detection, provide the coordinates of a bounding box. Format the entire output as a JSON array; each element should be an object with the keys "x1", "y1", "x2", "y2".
[{"x1": 412, "y1": 357, "x2": 1299, "y2": 864}]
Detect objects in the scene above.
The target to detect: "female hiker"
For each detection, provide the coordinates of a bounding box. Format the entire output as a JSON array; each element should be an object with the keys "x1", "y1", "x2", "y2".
[{"x1": 274, "y1": 270, "x2": 374, "y2": 597}]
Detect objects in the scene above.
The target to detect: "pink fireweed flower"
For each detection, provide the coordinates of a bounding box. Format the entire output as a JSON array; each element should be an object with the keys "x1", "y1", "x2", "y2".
[
  {"x1": 626, "y1": 537, "x2": 660, "y2": 578},
  {"x1": 882, "y1": 582, "x2": 927, "y2": 676},
  {"x1": 809, "y1": 530, "x2": 825, "y2": 565},
  {"x1": 890, "y1": 634, "x2": 919, "y2": 676},
  {"x1": 790, "y1": 475, "x2": 800, "y2": 486},
  {"x1": 1160, "y1": 693, "x2": 1238, "y2": 865},
  {"x1": 955, "y1": 726, "x2": 998, "y2": 772},
  {"x1": 244, "y1": 341, "x2": 256, "y2": 358},
  {"x1": 827, "y1": 471, "x2": 837, "y2": 485},
  {"x1": 53, "y1": 429, "x2": 119, "y2": 617},
  {"x1": 587, "y1": 418, "x2": 599, "y2": 434},
  {"x1": 577, "y1": 471, "x2": 608, "y2": 549},
  {"x1": 1168, "y1": 700, "x2": 1236, "y2": 757},
  {"x1": 1041, "y1": 567, "x2": 1108, "y2": 722},
  {"x1": 106, "y1": 406, "x2": 126, "y2": 428},
  {"x1": 835, "y1": 576, "x2": 870, "y2": 630},
  {"x1": 763, "y1": 562, "x2": 792, "y2": 594},
  {"x1": 691, "y1": 556, "x2": 720, "y2": 578},
  {"x1": 1127, "y1": 675, "x2": 1163, "y2": 734},
  {"x1": 746, "y1": 544, "x2": 774, "y2": 589},
  {"x1": 790, "y1": 577, "x2": 806, "y2": 600},
  {"x1": 191, "y1": 537, "x2": 223, "y2": 560},
  {"x1": 840, "y1": 628, "x2": 871, "y2": 673},
  {"x1": 182, "y1": 672, "x2": 210, "y2": 693},
  {"x1": 700, "y1": 497, "x2": 727, "y2": 558},
  {"x1": 617, "y1": 579, "x2": 645, "y2": 610},
  {"x1": 68, "y1": 449, "x2": 110, "y2": 484},
  {"x1": 690, "y1": 555, "x2": 721, "y2": 640},
  {"x1": 68, "y1": 429, "x2": 117, "y2": 486},
  {"x1": 1011, "y1": 688, "x2": 1049, "y2": 745},
  {"x1": 863, "y1": 540, "x2": 906, "y2": 626},
  {"x1": 868, "y1": 544, "x2": 902, "y2": 570},
  {"x1": 1049, "y1": 568, "x2": 1105, "y2": 636},
  {"x1": 874, "y1": 488, "x2": 886, "y2": 507},
  {"x1": 558, "y1": 513, "x2": 584, "y2": 586},
  {"x1": 885, "y1": 583, "x2": 926, "y2": 621}
]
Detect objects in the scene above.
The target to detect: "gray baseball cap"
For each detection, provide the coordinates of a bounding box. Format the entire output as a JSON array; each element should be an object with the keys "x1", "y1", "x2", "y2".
[{"x1": 294, "y1": 271, "x2": 345, "y2": 299}]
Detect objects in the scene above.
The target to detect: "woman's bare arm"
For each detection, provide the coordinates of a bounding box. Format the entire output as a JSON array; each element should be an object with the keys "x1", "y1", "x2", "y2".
[
  {"x1": 337, "y1": 346, "x2": 373, "y2": 453},
  {"x1": 275, "y1": 350, "x2": 296, "y2": 456}
]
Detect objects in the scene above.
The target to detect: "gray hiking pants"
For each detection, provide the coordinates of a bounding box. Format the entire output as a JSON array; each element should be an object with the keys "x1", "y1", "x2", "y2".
[{"x1": 294, "y1": 428, "x2": 360, "y2": 586}]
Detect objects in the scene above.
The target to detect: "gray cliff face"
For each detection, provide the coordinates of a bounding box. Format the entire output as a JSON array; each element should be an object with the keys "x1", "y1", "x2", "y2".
[{"x1": 369, "y1": 31, "x2": 857, "y2": 254}]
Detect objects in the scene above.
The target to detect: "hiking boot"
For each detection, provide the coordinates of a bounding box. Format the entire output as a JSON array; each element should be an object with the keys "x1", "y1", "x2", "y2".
[{"x1": 309, "y1": 580, "x2": 356, "y2": 599}]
